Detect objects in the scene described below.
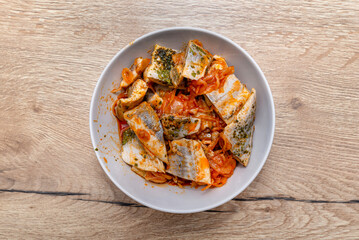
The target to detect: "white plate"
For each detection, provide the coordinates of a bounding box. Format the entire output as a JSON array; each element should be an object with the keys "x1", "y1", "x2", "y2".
[{"x1": 89, "y1": 27, "x2": 275, "y2": 213}]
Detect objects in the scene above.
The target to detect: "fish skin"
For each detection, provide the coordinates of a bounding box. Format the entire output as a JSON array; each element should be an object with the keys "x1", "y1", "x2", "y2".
[
  {"x1": 124, "y1": 102, "x2": 168, "y2": 164},
  {"x1": 144, "y1": 45, "x2": 183, "y2": 88},
  {"x1": 222, "y1": 89, "x2": 256, "y2": 167},
  {"x1": 121, "y1": 128, "x2": 165, "y2": 172},
  {"x1": 203, "y1": 55, "x2": 251, "y2": 125},
  {"x1": 145, "y1": 90, "x2": 163, "y2": 110},
  {"x1": 206, "y1": 74, "x2": 251, "y2": 125},
  {"x1": 166, "y1": 139, "x2": 211, "y2": 184},
  {"x1": 161, "y1": 115, "x2": 201, "y2": 140},
  {"x1": 120, "y1": 79, "x2": 148, "y2": 110},
  {"x1": 182, "y1": 41, "x2": 213, "y2": 80}
]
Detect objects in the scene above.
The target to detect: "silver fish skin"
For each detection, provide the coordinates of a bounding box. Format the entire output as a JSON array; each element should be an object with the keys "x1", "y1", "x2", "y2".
[
  {"x1": 206, "y1": 74, "x2": 251, "y2": 125},
  {"x1": 121, "y1": 128, "x2": 165, "y2": 172},
  {"x1": 166, "y1": 139, "x2": 211, "y2": 184},
  {"x1": 144, "y1": 45, "x2": 183, "y2": 88},
  {"x1": 161, "y1": 115, "x2": 201, "y2": 140},
  {"x1": 182, "y1": 41, "x2": 213, "y2": 80},
  {"x1": 222, "y1": 89, "x2": 256, "y2": 167},
  {"x1": 124, "y1": 102, "x2": 168, "y2": 164},
  {"x1": 204, "y1": 56, "x2": 250, "y2": 125}
]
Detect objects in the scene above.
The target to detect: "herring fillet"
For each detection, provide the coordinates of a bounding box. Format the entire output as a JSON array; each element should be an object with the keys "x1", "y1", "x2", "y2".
[
  {"x1": 123, "y1": 102, "x2": 168, "y2": 164},
  {"x1": 120, "y1": 57, "x2": 150, "y2": 89},
  {"x1": 166, "y1": 139, "x2": 211, "y2": 184},
  {"x1": 206, "y1": 74, "x2": 251, "y2": 124},
  {"x1": 143, "y1": 44, "x2": 183, "y2": 88},
  {"x1": 182, "y1": 41, "x2": 213, "y2": 80},
  {"x1": 145, "y1": 84, "x2": 173, "y2": 110},
  {"x1": 146, "y1": 90, "x2": 163, "y2": 110},
  {"x1": 222, "y1": 89, "x2": 256, "y2": 166},
  {"x1": 160, "y1": 115, "x2": 201, "y2": 140},
  {"x1": 120, "y1": 79, "x2": 148, "y2": 110},
  {"x1": 121, "y1": 128, "x2": 165, "y2": 172},
  {"x1": 205, "y1": 55, "x2": 251, "y2": 125},
  {"x1": 115, "y1": 79, "x2": 148, "y2": 121}
]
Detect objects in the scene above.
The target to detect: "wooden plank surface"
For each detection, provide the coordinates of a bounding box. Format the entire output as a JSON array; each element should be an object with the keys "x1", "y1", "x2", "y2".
[{"x1": 0, "y1": 0, "x2": 358, "y2": 239}]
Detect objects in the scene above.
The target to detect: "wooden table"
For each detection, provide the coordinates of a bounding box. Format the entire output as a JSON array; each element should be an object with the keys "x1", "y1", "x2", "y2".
[{"x1": 1, "y1": 1, "x2": 358, "y2": 239}]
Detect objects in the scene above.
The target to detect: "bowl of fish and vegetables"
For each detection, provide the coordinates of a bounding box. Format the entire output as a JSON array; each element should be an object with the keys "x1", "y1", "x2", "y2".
[{"x1": 89, "y1": 27, "x2": 275, "y2": 213}]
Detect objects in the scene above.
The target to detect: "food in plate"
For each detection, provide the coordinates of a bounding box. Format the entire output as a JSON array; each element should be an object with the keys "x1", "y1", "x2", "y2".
[
  {"x1": 144, "y1": 44, "x2": 183, "y2": 88},
  {"x1": 206, "y1": 71, "x2": 251, "y2": 124},
  {"x1": 111, "y1": 40, "x2": 256, "y2": 189},
  {"x1": 123, "y1": 102, "x2": 168, "y2": 164},
  {"x1": 182, "y1": 40, "x2": 213, "y2": 80},
  {"x1": 160, "y1": 115, "x2": 201, "y2": 140},
  {"x1": 121, "y1": 128, "x2": 165, "y2": 173},
  {"x1": 222, "y1": 89, "x2": 256, "y2": 167},
  {"x1": 166, "y1": 139, "x2": 211, "y2": 185},
  {"x1": 115, "y1": 57, "x2": 150, "y2": 90}
]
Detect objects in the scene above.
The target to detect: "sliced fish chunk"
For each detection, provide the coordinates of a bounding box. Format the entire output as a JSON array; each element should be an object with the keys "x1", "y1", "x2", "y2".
[
  {"x1": 222, "y1": 89, "x2": 256, "y2": 167},
  {"x1": 206, "y1": 74, "x2": 251, "y2": 124},
  {"x1": 167, "y1": 139, "x2": 211, "y2": 184},
  {"x1": 144, "y1": 45, "x2": 183, "y2": 88},
  {"x1": 121, "y1": 128, "x2": 165, "y2": 172},
  {"x1": 161, "y1": 115, "x2": 201, "y2": 140},
  {"x1": 182, "y1": 40, "x2": 213, "y2": 80},
  {"x1": 145, "y1": 84, "x2": 174, "y2": 110},
  {"x1": 145, "y1": 90, "x2": 163, "y2": 110},
  {"x1": 120, "y1": 57, "x2": 150, "y2": 89},
  {"x1": 154, "y1": 84, "x2": 172, "y2": 98},
  {"x1": 123, "y1": 102, "x2": 168, "y2": 164},
  {"x1": 115, "y1": 100, "x2": 126, "y2": 121},
  {"x1": 120, "y1": 79, "x2": 148, "y2": 110},
  {"x1": 115, "y1": 79, "x2": 148, "y2": 120}
]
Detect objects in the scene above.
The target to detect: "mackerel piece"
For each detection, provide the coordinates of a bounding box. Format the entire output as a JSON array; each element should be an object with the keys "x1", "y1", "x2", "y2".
[
  {"x1": 145, "y1": 90, "x2": 163, "y2": 110},
  {"x1": 161, "y1": 115, "x2": 201, "y2": 140},
  {"x1": 154, "y1": 84, "x2": 172, "y2": 98},
  {"x1": 120, "y1": 57, "x2": 150, "y2": 89},
  {"x1": 206, "y1": 74, "x2": 251, "y2": 124},
  {"x1": 120, "y1": 79, "x2": 148, "y2": 110},
  {"x1": 182, "y1": 40, "x2": 213, "y2": 80},
  {"x1": 124, "y1": 102, "x2": 168, "y2": 164},
  {"x1": 145, "y1": 84, "x2": 173, "y2": 110},
  {"x1": 115, "y1": 79, "x2": 148, "y2": 120},
  {"x1": 144, "y1": 45, "x2": 183, "y2": 88},
  {"x1": 121, "y1": 128, "x2": 165, "y2": 172},
  {"x1": 222, "y1": 89, "x2": 256, "y2": 167},
  {"x1": 167, "y1": 139, "x2": 211, "y2": 184}
]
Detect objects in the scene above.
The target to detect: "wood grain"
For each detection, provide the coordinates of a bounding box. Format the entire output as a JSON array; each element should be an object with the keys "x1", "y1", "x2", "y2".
[{"x1": 0, "y1": 0, "x2": 358, "y2": 239}]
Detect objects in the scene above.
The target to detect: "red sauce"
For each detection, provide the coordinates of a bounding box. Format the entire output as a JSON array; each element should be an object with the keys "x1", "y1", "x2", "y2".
[{"x1": 116, "y1": 119, "x2": 129, "y2": 142}]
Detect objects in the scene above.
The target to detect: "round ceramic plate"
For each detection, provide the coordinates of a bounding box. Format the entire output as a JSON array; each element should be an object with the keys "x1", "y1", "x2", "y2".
[{"x1": 89, "y1": 27, "x2": 275, "y2": 213}]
